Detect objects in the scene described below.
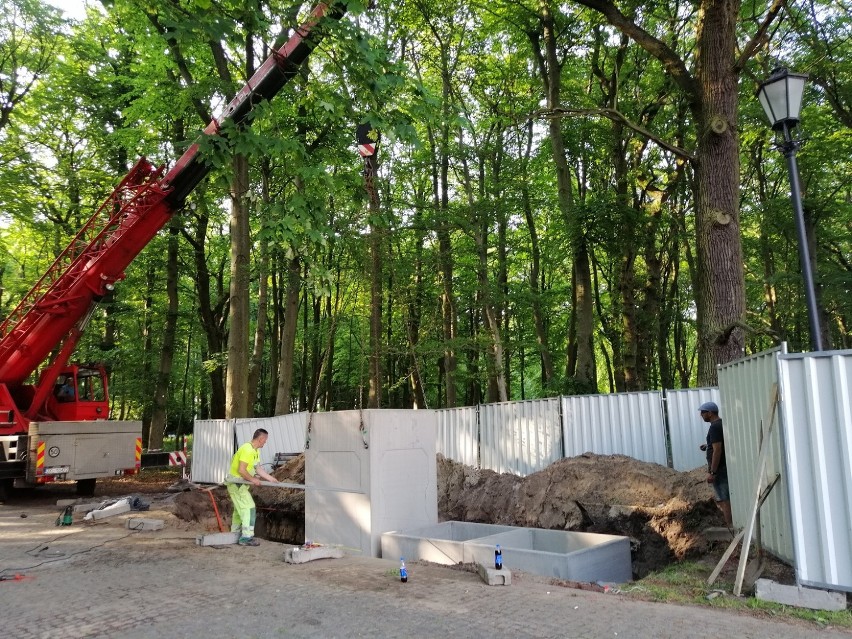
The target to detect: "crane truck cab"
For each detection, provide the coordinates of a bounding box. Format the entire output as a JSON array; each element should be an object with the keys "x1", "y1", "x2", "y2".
[
  {"x1": 0, "y1": 365, "x2": 139, "y2": 500},
  {"x1": 46, "y1": 365, "x2": 109, "y2": 421}
]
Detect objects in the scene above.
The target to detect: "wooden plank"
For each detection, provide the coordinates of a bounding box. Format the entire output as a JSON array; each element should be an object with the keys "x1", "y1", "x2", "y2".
[
  {"x1": 742, "y1": 556, "x2": 766, "y2": 591},
  {"x1": 734, "y1": 385, "x2": 779, "y2": 596},
  {"x1": 707, "y1": 528, "x2": 745, "y2": 586},
  {"x1": 707, "y1": 473, "x2": 780, "y2": 586}
]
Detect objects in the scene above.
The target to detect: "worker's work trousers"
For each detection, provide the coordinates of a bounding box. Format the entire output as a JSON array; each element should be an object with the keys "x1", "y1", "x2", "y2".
[{"x1": 226, "y1": 481, "x2": 256, "y2": 539}]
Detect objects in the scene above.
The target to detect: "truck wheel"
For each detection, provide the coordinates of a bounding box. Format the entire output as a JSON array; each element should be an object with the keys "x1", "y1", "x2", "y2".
[
  {"x1": 76, "y1": 478, "x2": 97, "y2": 497},
  {"x1": 0, "y1": 478, "x2": 14, "y2": 502}
]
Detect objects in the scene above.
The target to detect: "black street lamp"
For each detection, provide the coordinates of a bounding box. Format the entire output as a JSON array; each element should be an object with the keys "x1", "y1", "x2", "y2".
[{"x1": 756, "y1": 68, "x2": 823, "y2": 351}]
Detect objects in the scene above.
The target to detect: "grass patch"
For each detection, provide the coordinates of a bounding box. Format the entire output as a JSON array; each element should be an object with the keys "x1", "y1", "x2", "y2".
[{"x1": 621, "y1": 561, "x2": 852, "y2": 629}]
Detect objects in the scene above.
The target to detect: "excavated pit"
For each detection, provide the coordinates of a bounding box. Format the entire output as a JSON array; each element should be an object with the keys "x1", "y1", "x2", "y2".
[{"x1": 174, "y1": 452, "x2": 723, "y2": 577}]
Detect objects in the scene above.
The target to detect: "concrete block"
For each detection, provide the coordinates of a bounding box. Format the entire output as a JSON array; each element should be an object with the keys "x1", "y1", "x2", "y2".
[
  {"x1": 754, "y1": 578, "x2": 847, "y2": 611},
  {"x1": 127, "y1": 518, "x2": 164, "y2": 531},
  {"x1": 468, "y1": 527, "x2": 632, "y2": 584},
  {"x1": 196, "y1": 532, "x2": 240, "y2": 546},
  {"x1": 382, "y1": 522, "x2": 516, "y2": 565},
  {"x1": 57, "y1": 499, "x2": 80, "y2": 508},
  {"x1": 384, "y1": 521, "x2": 631, "y2": 584},
  {"x1": 85, "y1": 500, "x2": 131, "y2": 521},
  {"x1": 73, "y1": 502, "x2": 102, "y2": 514},
  {"x1": 477, "y1": 563, "x2": 511, "y2": 586},
  {"x1": 284, "y1": 546, "x2": 344, "y2": 564},
  {"x1": 703, "y1": 527, "x2": 734, "y2": 542},
  {"x1": 305, "y1": 409, "x2": 438, "y2": 559}
]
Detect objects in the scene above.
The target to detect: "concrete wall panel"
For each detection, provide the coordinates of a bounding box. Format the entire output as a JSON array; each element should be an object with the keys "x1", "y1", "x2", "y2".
[{"x1": 305, "y1": 409, "x2": 438, "y2": 557}]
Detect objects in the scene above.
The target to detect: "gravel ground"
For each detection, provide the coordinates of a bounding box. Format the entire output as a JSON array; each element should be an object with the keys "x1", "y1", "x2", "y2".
[{"x1": 0, "y1": 497, "x2": 847, "y2": 639}]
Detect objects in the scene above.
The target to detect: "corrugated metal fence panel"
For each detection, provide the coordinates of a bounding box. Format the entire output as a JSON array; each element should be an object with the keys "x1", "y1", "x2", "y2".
[
  {"x1": 667, "y1": 387, "x2": 721, "y2": 471},
  {"x1": 479, "y1": 398, "x2": 562, "y2": 476},
  {"x1": 778, "y1": 352, "x2": 852, "y2": 591},
  {"x1": 191, "y1": 419, "x2": 234, "y2": 484},
  {"x1": 436, "y1": 406, "x2": 479, "y2": 467},
  {"x1": 234, "y1": 413, "x2": 309, "y2": 472},
  {"x1": 718, "y1": 346, "x2": 793, "y2": 563},
  {"x1": 560, "y1": 391, "x2": 667, "y2": 465}
]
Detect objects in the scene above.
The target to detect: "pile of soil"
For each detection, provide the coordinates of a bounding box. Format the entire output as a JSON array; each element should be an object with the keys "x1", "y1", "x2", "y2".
[
  {"x1": 171, "y1": 455, "x2": 306, "y2": 539},
  {"x1": 438, "y1": 453, "x2": 721, "y2": 577},
  {"x1": 173, "y1": 452, "x2": 725, "y2": 577}
]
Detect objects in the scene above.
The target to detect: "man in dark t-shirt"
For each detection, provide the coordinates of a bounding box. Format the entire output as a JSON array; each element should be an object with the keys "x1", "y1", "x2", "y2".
[{"x1": 699, "y1": 401, "x2": 732, "y2": 529}]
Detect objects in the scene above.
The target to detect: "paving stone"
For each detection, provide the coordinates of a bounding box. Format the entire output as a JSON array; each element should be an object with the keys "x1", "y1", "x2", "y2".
[
  {"x1": 284, "y1": 545, "x2": 344, "y2": 563},
  {"x1": 126, "y1": 518, "x2": 164, "y2": 531},
  {"x1": 3, "y1": 502, "x2": 849, "y2": 639},
  {"x1": 196, "y1": 531, "x2": 240, "y2": 546}
]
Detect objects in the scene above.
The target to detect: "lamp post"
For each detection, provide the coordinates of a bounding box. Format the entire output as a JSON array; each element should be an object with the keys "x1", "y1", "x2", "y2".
[{"x1": 756, "y1": 68, "x2": 823, "y2": 351}]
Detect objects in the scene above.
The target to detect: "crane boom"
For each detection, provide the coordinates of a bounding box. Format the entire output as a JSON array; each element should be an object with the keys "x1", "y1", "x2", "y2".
[{"x1": 0, "y1": 1, "x2": 347, "y2": 393}]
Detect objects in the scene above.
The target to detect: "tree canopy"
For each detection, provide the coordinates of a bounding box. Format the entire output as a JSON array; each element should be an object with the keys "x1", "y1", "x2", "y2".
[{"x1": 0, "y1": 0, "x2": 849, "y2": 446}]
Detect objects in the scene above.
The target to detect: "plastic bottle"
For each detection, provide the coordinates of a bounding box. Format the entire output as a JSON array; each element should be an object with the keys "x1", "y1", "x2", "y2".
[
  {"x1": 495, "y1": 544, "x2": 503, "y2": 570},
  {"x1": 399, "y1": 558, "x2": 408, "y2": 583}
]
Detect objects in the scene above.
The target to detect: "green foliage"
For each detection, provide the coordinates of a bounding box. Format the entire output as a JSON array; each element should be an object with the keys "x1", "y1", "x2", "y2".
[{"x1": 1, "y1": 0, "x2": 850, "y2": 420}]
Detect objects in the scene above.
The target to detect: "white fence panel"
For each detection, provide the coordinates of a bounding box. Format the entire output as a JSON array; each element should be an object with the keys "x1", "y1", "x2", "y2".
[
  {"x1": 480, "y1": 398, "x2": 562, "y2": 476},
  {"x1": 235, "y1": 413, "x2": 308, "y2": 472},
  {"x1": 436, "y1": 406, "x2": 479, "y2": 467},
  {"x1": 779, "y1": 351, "x2": 852, "y2": 591},
  {"x1": 561, "y1": 391, "x2": 667, "y2": 465},
  {"x1": 667, "y1": 387, "x2": 721, "y2": 471},
  {"x1": 718, "y1": 346, "x2": 792, "y2": 563},
  {"x1": 191, "y1": 419, "x2": 234, "y2": 484}
]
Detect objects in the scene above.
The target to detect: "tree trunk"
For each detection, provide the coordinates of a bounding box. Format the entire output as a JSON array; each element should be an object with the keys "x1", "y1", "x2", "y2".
[
  {"x1": 573, "y1": 0, "x2": 753, "y2": 385},
  {"x1": 364, "y1": 153, "x2": 383, "y2": 408},
  {"x1": 405, "y1": 197, "x2": 428, "y2": 408},
  {"x1": 532, "y1": 0, "x2": 596, "y2": 394},
  {"x1": 694, "y1": 0, "x2": 746, "y2": 384},
  {"x1": 149, "y1": 221, "x2": 180, "y2": 449},
  {"x1": 246, "y1": 159, "x2": 272, "y2": 414},
  {"x1": 274, "y1": 256, "x2": 301, "y2": 415},
  {"x1": 520, "y1": 120, "x2": 555, "y2": 390},
  {"x1": 225, "y1": 154, "x2": 251, "y2": 419},
  {"x1": 141, "y1": 264, "x2": 155, "y2": 447},
  {"x1": 186, "y1": 199, "x2": 226, "y2": 419}
]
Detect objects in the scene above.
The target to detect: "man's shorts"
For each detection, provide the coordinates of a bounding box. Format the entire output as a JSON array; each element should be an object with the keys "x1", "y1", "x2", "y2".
[{"x1": 712, "y1": 471, "x2": 730, "y2": 502}]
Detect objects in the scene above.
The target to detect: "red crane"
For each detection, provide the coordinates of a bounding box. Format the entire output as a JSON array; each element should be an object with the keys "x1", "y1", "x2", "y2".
[{"x1": 0, "y1": 2, "x2": 348, "y2": 491}]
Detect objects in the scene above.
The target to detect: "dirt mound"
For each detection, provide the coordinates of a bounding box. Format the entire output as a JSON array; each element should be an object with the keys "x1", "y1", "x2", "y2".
[
  {"x1": 170, "y1": 456, "x2": 306, "y2": 536},
  {"x1": 439, "y1": 453, "x2": 721, "y2": 577},
  {"x1": 173, "y1": 486, "x2": 233, "y2": 532},
  {"x1": 257, "y1": 455, "x2": 307, "y2": 542}
]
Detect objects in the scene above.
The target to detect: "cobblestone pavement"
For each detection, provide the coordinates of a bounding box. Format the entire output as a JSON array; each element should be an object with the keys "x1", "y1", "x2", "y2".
[{"x1": 1, "y1": 503, "x2": 848, "y2": 639}]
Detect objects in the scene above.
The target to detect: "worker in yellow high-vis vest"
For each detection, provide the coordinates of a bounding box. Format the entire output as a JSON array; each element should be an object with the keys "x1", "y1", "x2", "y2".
[{"x1": 226, "y1": 428, "x2": 278, "y2": 546}]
